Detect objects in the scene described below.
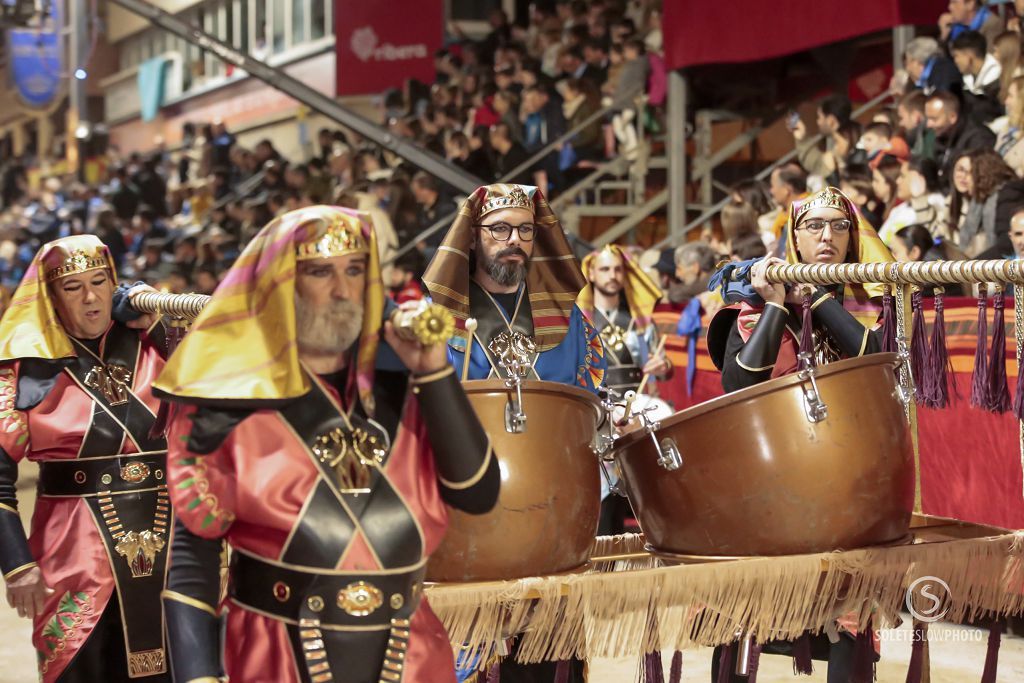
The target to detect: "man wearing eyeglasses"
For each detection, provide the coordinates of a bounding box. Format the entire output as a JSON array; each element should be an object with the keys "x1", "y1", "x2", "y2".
[
  {"x1": 710, "y1": 186, "x2": 893, "y2": 391},
  {"x1": 422, "y1": 183, "x2": 605, "y2": 683},
  {"x1": 706, "y1": 186, "x2": 893, "y2": 681},
  {"x1": 423, "y1": 183, "x2": 606, "y2": 390}
]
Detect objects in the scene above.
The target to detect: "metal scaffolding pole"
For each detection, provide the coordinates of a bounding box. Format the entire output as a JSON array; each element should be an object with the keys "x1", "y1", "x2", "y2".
[
  {"x1": 108, "y1": 0, "x2": 484, "y2": 195},
  {"x1": 667, "y1": 70, "x2": 687, "y2": 245}
]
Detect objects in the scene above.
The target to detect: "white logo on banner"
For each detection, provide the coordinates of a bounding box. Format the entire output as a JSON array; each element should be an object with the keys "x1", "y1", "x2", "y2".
[{"x1": 350, "y1": 26, "x2": 427, "y2": 63}]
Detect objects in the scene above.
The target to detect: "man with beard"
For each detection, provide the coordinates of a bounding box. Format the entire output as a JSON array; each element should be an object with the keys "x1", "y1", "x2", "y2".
[
  {"x1": 423, "y1": 184, "x2": 605, "y2": 683},
  {"x1": 0, "y1": 235, "x2": 171, "y2": 682},
  {"x1": 154, "y1": 206, "x2": 500, "y2": 683},
  {"x1": 423, "y1": 183, "x2": 606, "y2": 389},
  {"x1": 576, "y1": 245, "x2": 670, "y2": 535},
  {"x1": 578, "y1": 245, "x2": 670, "y2": 395}
]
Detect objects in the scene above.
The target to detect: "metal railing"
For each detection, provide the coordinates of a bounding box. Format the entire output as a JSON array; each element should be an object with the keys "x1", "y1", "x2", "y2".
[
  {"x1": 649, "y1": 89, "x2": 892, "y2": 252},
  {"x1": 385, "y1": 85, "x2": 645, "y2": 264}
]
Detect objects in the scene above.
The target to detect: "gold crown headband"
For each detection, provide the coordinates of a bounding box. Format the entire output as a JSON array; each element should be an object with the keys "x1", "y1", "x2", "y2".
[
  {"x1": 295, "y1": 219, "x2": 369, "y2": 261},
  {"x1": 479, "y1": 185, "x2": 534, "y2": 219},
  {"x1": 45, "y1": 248, "x2": 111, "y2": 282},
  {"x1": 792, "y1": 187, "x2": 850, "y2": 225}
]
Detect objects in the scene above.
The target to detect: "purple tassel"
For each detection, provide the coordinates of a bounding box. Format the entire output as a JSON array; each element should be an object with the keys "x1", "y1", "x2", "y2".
[
  {"x1": 881, "y1": 286, "x2": 898, "y2": 353},
  {"x1": 747, "y1": 643, "x2": 761, "y2": 683},
  {"x1": 851, "y1": 629, "x2": 875, "y2": 683},
  {"x1": 792, "y1": 634, "x2": 813, "y2": 675},
  {"x1": 971, "y1": 288, "x2": 990, "y2": 410},
  {"x1": 910, "y1": 290, "x2": 931, "y2": 404},
  {"x1": 486, "y1": 661, "x2": 501, "y2": 683},
  {"x1": 668, "y1": 651, "x2": 683, "y2": 683},
  {"x1": 981, "y1": 620, "x2": 1004, "y2": 683},
  {"x1": 799, "y1": 291, "x2": 814, "y2": 357},
  {"x1": 644, "y1": 651, "x2": 665, "y2": 683},
  {"x1": 987, "y1": 292, "x2": 1012, "y2": 413},
  {"x1": 717, "y1": 643, "x2": 735, "y2": 683},
  {"x1": 929, "y1": 290, "x2": 956, "y2": 408},
  {"x1": 905, "y1": 623, "x2": 926, "y2": 683}
]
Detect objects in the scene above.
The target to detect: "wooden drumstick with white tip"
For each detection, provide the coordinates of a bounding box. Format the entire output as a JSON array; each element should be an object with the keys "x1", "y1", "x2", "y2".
[
  {"x1": 636, "y1": 335, "x2": 668, "y2": 396},
  {"x1": 461, "y1": 318, "x2": 478, "y2": 382},
  {"x1": 617, "y1": 390, "x2": 637, "y2": 427}
]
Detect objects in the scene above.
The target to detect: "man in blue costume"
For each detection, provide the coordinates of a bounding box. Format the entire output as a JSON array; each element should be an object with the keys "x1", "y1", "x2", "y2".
[
  {"x1": 423, "y1": 183, "x2": 605, "y2": 390},
  {"x1": 423, "y1": 183, "x2": 606, "y2": 683}
]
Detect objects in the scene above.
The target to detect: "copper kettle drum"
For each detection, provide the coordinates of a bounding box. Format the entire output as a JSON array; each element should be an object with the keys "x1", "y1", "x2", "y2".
[
  {"x1": 427, "y1": 379, "x2": 603, "y2": 582},
  {"x1": 612, "y1": 354, "x2": 915, "y2": 558}
]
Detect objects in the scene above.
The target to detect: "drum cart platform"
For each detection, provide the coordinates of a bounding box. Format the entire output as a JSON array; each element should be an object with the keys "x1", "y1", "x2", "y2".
[{"x1": 426, "y1": 514, "x2": 1024, "y2": 665}]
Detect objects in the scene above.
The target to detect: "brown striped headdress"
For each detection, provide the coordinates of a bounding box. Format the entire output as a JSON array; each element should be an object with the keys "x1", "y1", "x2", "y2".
[{"x1": 422, "y1": 184, "x2": 586, "y2": 352}]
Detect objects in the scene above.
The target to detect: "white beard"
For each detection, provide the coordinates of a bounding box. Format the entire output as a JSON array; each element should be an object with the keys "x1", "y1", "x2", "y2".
[{"x1": 295, "y1": 297, "x2": 364, "y2": 355}]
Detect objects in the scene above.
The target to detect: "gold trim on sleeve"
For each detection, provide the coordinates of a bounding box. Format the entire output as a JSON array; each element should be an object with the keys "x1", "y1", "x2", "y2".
[
  {"x1": 810, "y1": 292, "x2": 833, "y2": 311},
  {"x1": 162, "y1": 589, "x2": 219, "y2": 617},
  {"x1": 0, "y1": 502, "x2": 18, "y2": 514},
  {"x1": 3, "y1": 561, "x2": 37, "y2": 582},
  {"x1": 764, "y1": 301, "x2": 788, "y2": 313},
  {"x1": 736, "y1": 357, "x2": 775, "y2": 373},
  {"x1": 438, "y1": 441, "x2": 494, "y2": 491},
  {"x1": 857, "y1": 328, "x2": 869, "y2": 357},
  {"x1": 410, "y1": 366, "x2": 455, "y2": 385}
]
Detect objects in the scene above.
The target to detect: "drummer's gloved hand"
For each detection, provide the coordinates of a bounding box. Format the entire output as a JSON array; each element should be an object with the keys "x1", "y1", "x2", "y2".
[{"x1": 112, "y1": 281, "x2": 147, "y2": 323}]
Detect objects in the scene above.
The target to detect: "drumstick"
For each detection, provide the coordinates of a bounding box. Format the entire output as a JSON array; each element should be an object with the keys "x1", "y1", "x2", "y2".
[
  {"x1": 616, "y1": 390, "x2": 637, "y2": 427},
  {"x1": 461, "y1": 318, "x2": 478, "y2": 382},
  {"x1": 636, "y1": 335, "x2": 668, "y2": 395}
]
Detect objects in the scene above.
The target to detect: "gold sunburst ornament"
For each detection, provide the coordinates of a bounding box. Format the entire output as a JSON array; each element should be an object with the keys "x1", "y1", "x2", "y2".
[{"x1": 391, "y1": 300, "x2": 456, "y2": 346}]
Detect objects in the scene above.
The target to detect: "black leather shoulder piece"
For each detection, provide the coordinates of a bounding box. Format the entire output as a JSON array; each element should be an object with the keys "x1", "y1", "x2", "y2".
[
  {"x1": 15, "y1": 358, "x2": 67, "y2": 411},
  {"x1": 186, "y1": 406, "x2": 256, "y2": 454}
]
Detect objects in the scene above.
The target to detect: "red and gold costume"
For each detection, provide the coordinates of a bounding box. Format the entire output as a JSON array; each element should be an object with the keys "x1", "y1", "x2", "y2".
[
  {"x1": 156, "y1": 206, "x2": 498, "y2": 683},
  {"x1": 0, "y1": 235, "x2": 171, "y2": 682}
]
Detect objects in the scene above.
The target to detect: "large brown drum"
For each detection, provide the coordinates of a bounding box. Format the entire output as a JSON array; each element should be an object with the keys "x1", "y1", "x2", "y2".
[
  {"x1": 613, "y1": 354, "x2": 915, "y2": 557},
  {"x1": 427, "y1": 379, "x2": 602, "y2": 582}
]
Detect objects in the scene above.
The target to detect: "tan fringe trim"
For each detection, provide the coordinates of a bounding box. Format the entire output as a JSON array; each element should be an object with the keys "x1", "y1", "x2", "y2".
[{"x1": 426, "y1": 531, "x2": 1024, "y2": 664}]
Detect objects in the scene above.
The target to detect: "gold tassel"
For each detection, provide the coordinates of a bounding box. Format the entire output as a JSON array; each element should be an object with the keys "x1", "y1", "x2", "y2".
[{"x1": 427, "y1": 532, "x2": 1024, "y2": 664}]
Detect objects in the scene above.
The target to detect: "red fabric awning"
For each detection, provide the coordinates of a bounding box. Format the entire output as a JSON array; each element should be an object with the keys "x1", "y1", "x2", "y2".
[{"x1": 662, "y1": 0, "x2": 946, "y2": 71}]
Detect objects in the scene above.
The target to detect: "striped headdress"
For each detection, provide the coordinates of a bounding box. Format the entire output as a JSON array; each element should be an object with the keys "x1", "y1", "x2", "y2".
[
  {"x1": 422, "y1": 184, "x2": 586, "y2": 352},
  {"x1": 153, "y1": 205, "x2": 384, "y2": 413}
]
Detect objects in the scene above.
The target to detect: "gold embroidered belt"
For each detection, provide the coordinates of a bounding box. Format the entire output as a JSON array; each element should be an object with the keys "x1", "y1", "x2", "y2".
[
  {"x1": 37, "y1": 452, "x2": 168, "y2": 497},
  {"x1": 229, "y1": 551, "x2": 424, "y2": 629}
]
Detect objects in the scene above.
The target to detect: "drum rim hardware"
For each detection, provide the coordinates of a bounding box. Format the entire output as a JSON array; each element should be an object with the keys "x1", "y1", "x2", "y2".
[{"x1": 797, "y1": 352, "x2": 828, "y2": 423}]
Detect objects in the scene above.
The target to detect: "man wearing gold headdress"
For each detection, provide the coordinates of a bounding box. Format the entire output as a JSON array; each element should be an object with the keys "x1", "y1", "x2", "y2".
[
  {"x1": 709, "y1": 186, "x2": 893, "y2": 388},
  {"x1": 578, "y1": 245, "x2": 669, "y2": 394},
  {"x1": 707, "y1": 186, "x2": 892, "y2": 681},
  {"x1": 577, "y1": 244, "x2": 668, "y2": 534},
  {"x1": 155, "y1": 206, "x2": 499, "y2": 683},
  {"x1": 424, "y1": 184, "x2": 605, "y2": 683},
  {"x1": 423, "y1": 184, "x2": 606, "y2": 390},
  {"x1": 0, "y1": 235, "x2": 172, "y2": 682}
]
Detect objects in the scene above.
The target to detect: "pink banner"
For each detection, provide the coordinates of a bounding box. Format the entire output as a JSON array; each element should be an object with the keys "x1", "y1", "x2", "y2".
[{"x1": 334, "y1": 0, "x2": 442, "y2": 96}]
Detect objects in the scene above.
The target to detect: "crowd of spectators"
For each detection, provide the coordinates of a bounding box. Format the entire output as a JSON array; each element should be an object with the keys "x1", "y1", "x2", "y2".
[
  {"x1": 0, "y1": 0, "x2": 665, "y2": 313},
  {"x1": 9, "y1": 0, "x2": 1024, "y2": 323},
  {"x1": 649, "y1": 0, "x2": 1024, "y2": 314}
]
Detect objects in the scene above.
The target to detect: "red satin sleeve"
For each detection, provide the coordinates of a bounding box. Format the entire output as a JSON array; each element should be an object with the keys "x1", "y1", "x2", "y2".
[{"x1": 166, "y1": 404, "x2": 237, "y2": 539}]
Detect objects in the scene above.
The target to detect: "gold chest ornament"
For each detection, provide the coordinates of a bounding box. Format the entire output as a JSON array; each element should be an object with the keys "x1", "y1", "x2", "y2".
[{"x1": 84, "y1": 363, "x2": 133, "y2": 406}]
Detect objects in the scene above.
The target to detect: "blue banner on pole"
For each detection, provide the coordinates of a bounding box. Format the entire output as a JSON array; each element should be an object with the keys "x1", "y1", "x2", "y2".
[
  {"x1": 8, "y1": 29, "x2": 61, "y2": 109},
  {"x1": 138, "y1": 56, "x2": 170, "y2": 122}
]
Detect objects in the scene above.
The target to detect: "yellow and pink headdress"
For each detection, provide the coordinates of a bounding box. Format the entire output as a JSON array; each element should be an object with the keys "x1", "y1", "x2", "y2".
[
  {"x1": 0, "y1": 234, "x2": 117, "y2": 362},
  {"x1": 153, "y1": 205, "x2": 383, "y2": 412}
]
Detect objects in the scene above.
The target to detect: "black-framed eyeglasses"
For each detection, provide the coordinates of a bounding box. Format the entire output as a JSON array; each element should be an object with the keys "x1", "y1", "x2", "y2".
[
  {"x1": 798, "y1": 218, "x2": 853, "y2": 235},
  {"x1": 474, "y1": 221, "x2": 538, "y2": 242}
]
